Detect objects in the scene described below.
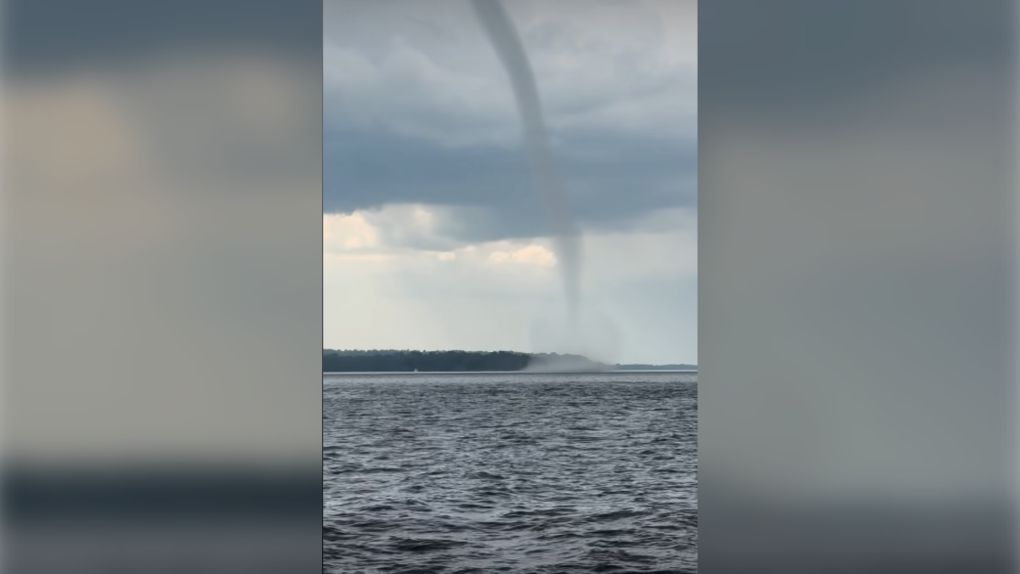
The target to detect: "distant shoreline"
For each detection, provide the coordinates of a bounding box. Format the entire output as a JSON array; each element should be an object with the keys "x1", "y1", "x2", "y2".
[
  {"x1": 323, "y1": 349, "x2": 695, "y2": 374},
  {"x1": 324, "y1": 369, "x2": 697, "y2": 375}
]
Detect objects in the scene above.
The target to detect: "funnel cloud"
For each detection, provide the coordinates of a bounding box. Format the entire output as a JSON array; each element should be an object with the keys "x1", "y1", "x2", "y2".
[{"x1": 470, "y1": 0, "x2": 583, "y2": 332}]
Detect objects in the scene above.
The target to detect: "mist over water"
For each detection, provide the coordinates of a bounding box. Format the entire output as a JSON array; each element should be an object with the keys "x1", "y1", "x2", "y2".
[
  {"x1": 470, "y1": 0, "x2": 584, "y2": 337},
  {"x1": 528, "y1": 309, "x2": 624, "y2": 370}
]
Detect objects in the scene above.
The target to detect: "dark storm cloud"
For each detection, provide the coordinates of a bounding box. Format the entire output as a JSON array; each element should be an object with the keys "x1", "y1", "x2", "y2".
[
  {"x1": 324, "y1": 125, "x2": 695, "y2": 243},
  {"x1": 323, "y1": 0, "x2": 696, "y2": 246}
]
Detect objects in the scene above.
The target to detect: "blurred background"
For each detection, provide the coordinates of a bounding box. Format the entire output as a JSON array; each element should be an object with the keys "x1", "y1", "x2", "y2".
[
  {"x1": 701, "y1": 1, "x2": 1018, "y2": 573},
  {"x1": 2, "y1": 0, "x2": 322, "y2": 572}
]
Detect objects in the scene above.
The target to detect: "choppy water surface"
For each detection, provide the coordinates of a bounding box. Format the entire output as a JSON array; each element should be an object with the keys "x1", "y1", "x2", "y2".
[{"x1": 323, "y1": 372, "x2": 697, "y2": 573}]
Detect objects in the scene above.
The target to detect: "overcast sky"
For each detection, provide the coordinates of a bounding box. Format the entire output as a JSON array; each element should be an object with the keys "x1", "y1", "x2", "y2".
[{"x1": 324, "y1": 0, "x2": 696, "y2": 365}]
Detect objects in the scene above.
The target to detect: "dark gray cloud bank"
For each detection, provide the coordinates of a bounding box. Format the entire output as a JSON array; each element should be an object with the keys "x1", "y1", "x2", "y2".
[
  {"x1": 324, "y1": 125, "x2": 696, "y2": 244},
  {"x1": 324, "y1": 0, "x2": 697, "y2": 246}
]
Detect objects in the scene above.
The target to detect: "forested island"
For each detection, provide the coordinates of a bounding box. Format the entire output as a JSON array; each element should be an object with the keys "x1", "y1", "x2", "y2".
[
  {"x1": 323, "y1": 349, "x2": 696, "y2": 373},
  {"x1": 615, "y1": 364, "x2": 698, "y2": 371}
]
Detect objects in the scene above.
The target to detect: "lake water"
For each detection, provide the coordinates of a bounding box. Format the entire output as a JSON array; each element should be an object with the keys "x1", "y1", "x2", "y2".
[{"x1": 323, "y1": 371, "x2": 697, "y2": 573}]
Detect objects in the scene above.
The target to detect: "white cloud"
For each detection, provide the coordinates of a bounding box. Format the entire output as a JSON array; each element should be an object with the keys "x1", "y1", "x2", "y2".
[
  {"x1": 323, "y1": 212, "x2": 379, "y2": 251},
  {"x1": 324, "y1": 203, "x2": 694, "y2": 282},
  {"x1": 488, "y1": 244, "x2": 557, "y2": 267},
  {"x1": 323, "y1": 204, "x2": 697, "y2": 363}
]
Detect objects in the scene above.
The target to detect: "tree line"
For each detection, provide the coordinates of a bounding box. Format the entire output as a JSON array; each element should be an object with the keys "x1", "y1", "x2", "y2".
[
  {"x1": 323, "y1": 349, "x2": 532, "y2": 372},
  {"x1": 322, "y1": 349, "x2": 696, "y2": 373}
]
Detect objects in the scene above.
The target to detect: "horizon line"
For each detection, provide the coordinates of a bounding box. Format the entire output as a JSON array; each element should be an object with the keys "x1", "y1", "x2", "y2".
[{"x1": 323, "y1": 348, "x2": 696, "y2": 366}]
